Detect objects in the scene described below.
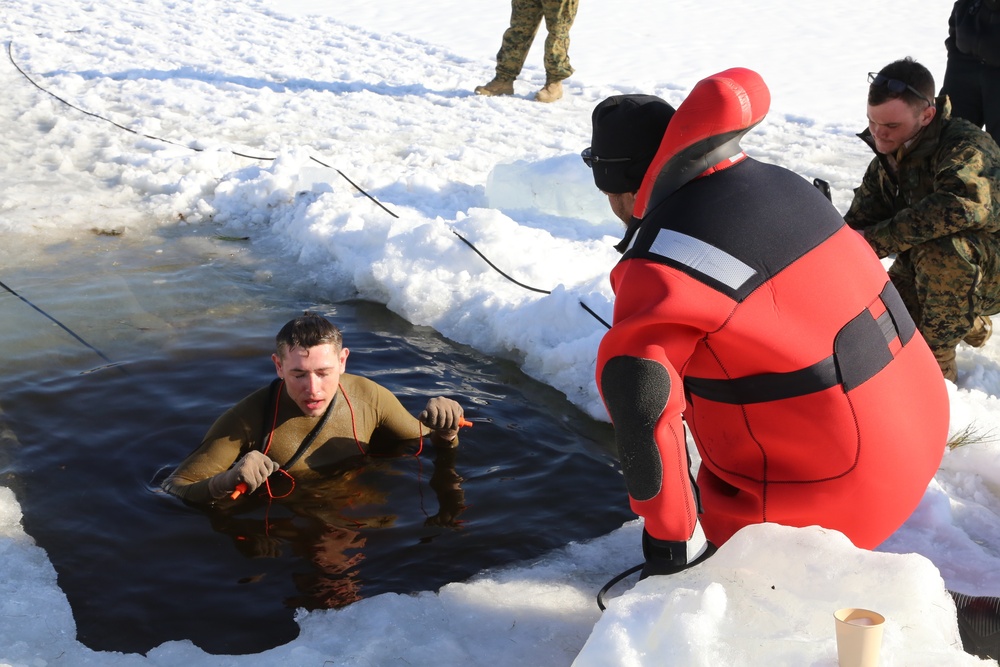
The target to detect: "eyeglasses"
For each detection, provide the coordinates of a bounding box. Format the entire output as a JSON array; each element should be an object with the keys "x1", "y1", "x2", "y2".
[
  {"x1": 581, "y1": 147, "x2": 632, "y2": 168},
  {"x1": 867, "y1": 72, "x2": 934, "y2": 108}
]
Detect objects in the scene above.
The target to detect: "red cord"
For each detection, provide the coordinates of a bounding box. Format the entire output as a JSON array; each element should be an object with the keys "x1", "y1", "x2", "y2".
[
  {"x1": 338, "y1": 382, "x2": 427, "y2": 457},
  {"x1": 234, "y1": 379, "x2": 294, "y2": 509},
  {"x1": 251, "y1": 383, "x2": 433, "y2": 531},
  {"x1": 337, "y1": 384, "x2": 431, "y2": 518},
  {"x1": 338, "y1": 382, "x2": 368, "y2": 455},
  {"x1": 262, "y1": 380, "x2": 291, "y2": 534},
  {"x1": 261, "y1": 380, "x2": 283, "y2": 457},
  {"x1": 413, "y1": 416, "x2": 424, "y2": 458},
  {"x1": 229, "y1": 380, "x2": 285, "y2": 501}
]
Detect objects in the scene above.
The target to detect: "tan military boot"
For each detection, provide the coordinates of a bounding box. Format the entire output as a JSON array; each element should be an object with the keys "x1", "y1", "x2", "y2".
[
  {"x1": 474, "y1": 77, "x2": 514, "y2": 97},
  {"x1": 534, "y1": 81, "x2": 563, "y2": 103},
  {"x1": 933, "y1": 347, "x2": 958, "y2": 383},
  {"x1": 963, "y1": 314, "x2": 992, "y2": 348}
]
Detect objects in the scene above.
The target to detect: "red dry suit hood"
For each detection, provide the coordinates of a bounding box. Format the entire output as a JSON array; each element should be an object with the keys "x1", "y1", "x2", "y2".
[{"x1": 633, "y1": 67, "x2": 771, "y2": 220}]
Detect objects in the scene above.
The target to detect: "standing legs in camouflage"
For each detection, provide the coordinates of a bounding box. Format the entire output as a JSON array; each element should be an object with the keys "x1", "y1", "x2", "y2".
[{"x1": 474, "y1": 0, "x2": 578, "y2": 102}]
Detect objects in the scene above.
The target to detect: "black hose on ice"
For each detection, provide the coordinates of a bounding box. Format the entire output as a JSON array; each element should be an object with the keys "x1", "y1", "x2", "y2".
[
  {"x1": 7, "y1": 39, "x2": 611, "y2": 328},
  {"x1": 5, "y1": 40, "x2": 398, "y2": 219},
  {"x1": 596, "y1": 563, "x2": 643, "y2": 611}
]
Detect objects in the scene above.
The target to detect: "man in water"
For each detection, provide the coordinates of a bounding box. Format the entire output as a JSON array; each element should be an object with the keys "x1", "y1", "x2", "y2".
[{"x1": 162, "y1": 312, "x2": 465, "y2": 504}]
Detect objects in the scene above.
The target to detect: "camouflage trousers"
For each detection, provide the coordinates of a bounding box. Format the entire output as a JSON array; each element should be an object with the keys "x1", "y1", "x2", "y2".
[
  {"x1": 889, "y1": 231, "x2": 1000, "y2": 356},
  {"x1": 494, "y1": 0, "x2": 578, "y2": 83}
]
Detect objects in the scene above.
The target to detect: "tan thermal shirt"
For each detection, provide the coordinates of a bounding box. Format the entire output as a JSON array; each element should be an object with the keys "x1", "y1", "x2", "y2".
[{"x1": 163, "y1": 373, "x2": 431, "y2": 504}]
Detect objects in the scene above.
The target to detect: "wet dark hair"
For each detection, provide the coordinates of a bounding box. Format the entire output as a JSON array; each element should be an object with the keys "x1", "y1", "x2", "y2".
[
  {"x1": 868, "y1": 57, "x2": 935, "y2": 109},
  {"x1": 275, "y1": 312, "x2": 343, "y2": 357}
]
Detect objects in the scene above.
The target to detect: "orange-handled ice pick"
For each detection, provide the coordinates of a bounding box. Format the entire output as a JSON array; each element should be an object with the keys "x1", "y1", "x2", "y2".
[{"x1": 229, "y1": 482, "x2": 248, "y2": 501}]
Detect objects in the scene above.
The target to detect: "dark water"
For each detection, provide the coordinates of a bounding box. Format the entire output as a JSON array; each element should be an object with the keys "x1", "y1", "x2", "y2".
[{"x1": 0, "y1": 225, "x2": 632, "y2": 655}]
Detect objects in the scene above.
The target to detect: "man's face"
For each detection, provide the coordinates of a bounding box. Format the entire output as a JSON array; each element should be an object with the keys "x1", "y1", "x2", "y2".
[
  {"x1": 605, "y1": 191, "x2": 637, "y2": 225},
  {"x1": 272, "y1": 343, "x2": 349, "y2": 417},
  {"x1": 866, "y1": 98, "x2": 935, "y2": 155}
]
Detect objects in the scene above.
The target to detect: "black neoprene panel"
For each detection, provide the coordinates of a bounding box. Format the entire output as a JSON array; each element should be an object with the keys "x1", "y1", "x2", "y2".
[
  {"x1": 625, "y1": 158, "x2": 843, "y2": 302},
  {"x1": 600, "y1": 355, "x2": 670, "y2": 502}
]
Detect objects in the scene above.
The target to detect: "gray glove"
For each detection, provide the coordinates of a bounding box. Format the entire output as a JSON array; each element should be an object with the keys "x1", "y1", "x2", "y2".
[
  {"x1": 418, "y1": 397, "x2": 464, "y2": 432},
  {"x1": 207, "y1": 450, "x2": 280, "y2": 499}
]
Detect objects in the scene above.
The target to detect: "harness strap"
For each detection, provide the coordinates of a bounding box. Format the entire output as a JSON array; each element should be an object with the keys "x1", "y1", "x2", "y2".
[
  {"x1": 254, "y1": 377, "x2": 337, "y2": 467},
  {"x1": 685, "y1": 282, "x2": 914, "y2": 404},
  {"x1": 255, "y1": 378, "x2": 283, "y2": 454}
]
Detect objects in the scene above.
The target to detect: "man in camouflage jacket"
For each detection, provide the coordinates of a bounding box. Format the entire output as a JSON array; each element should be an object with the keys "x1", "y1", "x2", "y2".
[{"x1": 845, "y1": 57, "x2": 1000, "y2": 381}]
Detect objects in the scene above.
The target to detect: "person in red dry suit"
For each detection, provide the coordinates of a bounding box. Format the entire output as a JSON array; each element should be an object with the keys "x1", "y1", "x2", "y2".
[{"x1": 587, "y1": 68, "x2": 949, "y2": 579}]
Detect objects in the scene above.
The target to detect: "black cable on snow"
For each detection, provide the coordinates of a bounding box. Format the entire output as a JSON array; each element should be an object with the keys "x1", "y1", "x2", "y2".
[
  {"x1": 452, "y1": 230, "x2": 551, "y2": 295},
  {"x1": 452, "y1": 231, "x2": 613, "y2": 329},
  {"x1": 6, "y1": 39, "x2": 611, "y2": 329},
  {"x1": 596, "y1": 563, "x2": 643, "y2": 611},
  {"x1": 5, "y1": 40, "x2": 397, "y2": 217}
]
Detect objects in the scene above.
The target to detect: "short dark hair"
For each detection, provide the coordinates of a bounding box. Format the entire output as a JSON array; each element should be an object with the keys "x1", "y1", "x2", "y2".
[
  {"x1": 868, "y1": 57, "x2": 935, "y2": 109},
  {"x1": 275, "y1": 312, "x2": 343, "y2": 357}
]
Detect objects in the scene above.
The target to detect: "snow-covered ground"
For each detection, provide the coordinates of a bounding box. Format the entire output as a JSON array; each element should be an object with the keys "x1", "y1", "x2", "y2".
[{"x1": 1, "y1": 0, "x2": 998, "y2": 664}]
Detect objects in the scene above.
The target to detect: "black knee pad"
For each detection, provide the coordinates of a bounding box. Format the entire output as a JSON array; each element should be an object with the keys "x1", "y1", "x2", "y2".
[{"x1": 600, "y1": 356, "x2": 671, "y2": 501}]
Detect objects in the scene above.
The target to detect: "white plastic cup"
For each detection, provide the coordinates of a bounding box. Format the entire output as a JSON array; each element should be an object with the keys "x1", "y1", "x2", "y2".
[{"x1": 834, "y1": 608, "x2": 885, "y2": 667}]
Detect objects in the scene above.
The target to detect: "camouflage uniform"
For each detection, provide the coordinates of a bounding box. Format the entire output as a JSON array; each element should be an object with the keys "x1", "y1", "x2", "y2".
[
  {"x1": 845, "y1": 96, "x2": 1000, "y2": 378},
  {"x1": 493, "y1": 0, "x2": 578, "y2": 83}
]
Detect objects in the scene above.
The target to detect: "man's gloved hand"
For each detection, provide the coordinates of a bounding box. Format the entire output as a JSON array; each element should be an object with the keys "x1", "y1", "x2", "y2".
[
  {"x1": 418, "y1": 397, "x2": 464, "y2": 441},
  {"x1": 208, "y1": 450, "x2": 280, "y2": 499},
  {"x1": 639, "y1": 527, "x2": 717, "y2": 580}
]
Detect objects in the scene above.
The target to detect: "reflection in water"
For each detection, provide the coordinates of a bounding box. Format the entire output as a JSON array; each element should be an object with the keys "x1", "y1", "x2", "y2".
[{"x1": 200, "y1": 445, "x2": 466, "y2": 612}]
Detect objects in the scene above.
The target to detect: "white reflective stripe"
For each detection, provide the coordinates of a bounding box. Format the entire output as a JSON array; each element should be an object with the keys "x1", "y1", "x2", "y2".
[
  {"x1": 647, "y1": 228, "x2": 756, "y2": 290},
  {"x1": 624, "y1": 230, "x2": 640, "y2": 253},
  {"x1": 687, "y1": 520, "x2": 708, "y2": 563}
]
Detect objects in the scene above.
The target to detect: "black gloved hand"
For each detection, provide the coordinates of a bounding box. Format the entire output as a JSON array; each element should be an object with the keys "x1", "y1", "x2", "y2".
[
  {"x1": 639, "y1": 528, "x2": 717, "y2": 580},
  {"x1": 418, "y1": 397, "x2": 464, "y2": 432}
]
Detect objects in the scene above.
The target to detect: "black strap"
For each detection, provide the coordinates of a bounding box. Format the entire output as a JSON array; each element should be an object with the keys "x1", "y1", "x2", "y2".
[
  {"x1": 256, "y1": 378, "x2": 283, "y2": 453},
  {"x1": 685, "y1": 283, "x2": 914, "y2": 404},
  {"x1": 685, "y1": 358, "x2": 838, "y2": 405}
]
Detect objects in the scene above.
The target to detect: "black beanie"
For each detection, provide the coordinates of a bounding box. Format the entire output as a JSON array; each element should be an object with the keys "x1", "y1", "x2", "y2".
[{"x1": 590, "y1": 94, "x2": 675, "y2": 194}]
